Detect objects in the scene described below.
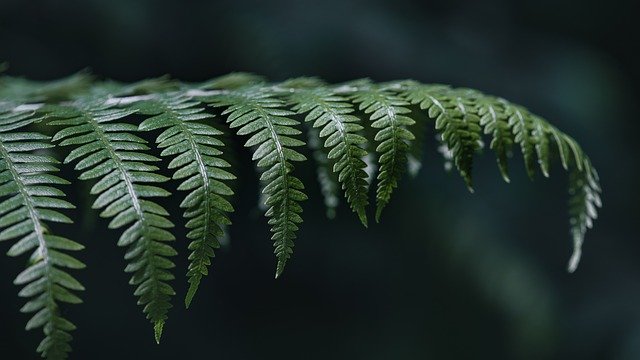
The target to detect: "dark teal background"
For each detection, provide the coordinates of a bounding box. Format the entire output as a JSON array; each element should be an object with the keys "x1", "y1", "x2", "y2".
[{"x1": 1, "y1": 0, "x2": 638, "y2": 359}]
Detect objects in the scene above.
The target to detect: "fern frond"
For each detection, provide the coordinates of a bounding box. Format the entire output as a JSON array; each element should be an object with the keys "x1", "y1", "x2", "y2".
[
  {"x1": 290, "y1": 88, "x2": 369, "y2": 226},
  {"x1": 504, "y1": 102, "x2": 538, "y2": 179},
  {"x1": 46, "y1": 100, "x2": 176, "y2": 343},
  {"x1": 353, "y1": 86, "x2": 415, "y2": 221},
  {"x1": 567, "y1": 155, "x2": 601, "y2": 272},
  {"x1": 206, "y1": 88, "x2": 307, "y2": 278},
  {"x1": 135, "y1": 95, "x2": 235, "y2": 308},
  {"x1": 476, "y1": 95, "x2": 514, "y2": 182},
  {"x1": 0, "y1": 73, "x2": 604, "y2": 358},
  {"x1": 558, "y1": 133, "x2": 601, "y2": 272},
  {"x1": 0, "y1": 109, "x2": 83, "y2": 360},
  {"x1": 402, "y1": 84, "x2": 482, "y2": 191}
]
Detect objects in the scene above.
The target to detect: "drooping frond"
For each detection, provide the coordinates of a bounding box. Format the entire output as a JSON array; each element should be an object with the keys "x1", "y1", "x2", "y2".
[
  {"x1": 353, "y1": 85, "x2": 415, "y2": 221},
  {"x1": 0, "y1": 72, "x2": 603, "y2": 358},
  {"x1": 402, "y1": 83, "x2": 482, "y2": 191},
  {"x1": 0, "y1": 109, "x2": 83, "y2": 360},
  {"x1": 135, "y1": 95, "x2": 235, "y2": 308},
  {"x1": 46, "y1": 100, "x2": 176, "y2": 343},
  {"x1": 290, "y1": 87, "x2": 369, "y2": 225},
  {"x1": 205, "y1": 88, "x2": 307, "y2": 278},
  {"x1": 564, "y1": 140, "x2": 601, "y2": 272}
]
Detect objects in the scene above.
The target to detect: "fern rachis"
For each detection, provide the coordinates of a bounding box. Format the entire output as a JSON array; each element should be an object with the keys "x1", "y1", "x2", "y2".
[{"x1": 0, "y1": 72, "x2": 601, "y2": 359}]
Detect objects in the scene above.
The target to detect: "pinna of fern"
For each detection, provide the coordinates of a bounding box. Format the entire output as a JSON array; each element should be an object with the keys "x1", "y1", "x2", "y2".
[
  {"x1": 46, "y1": 99, "x2": 177, "y2": 344},
  {"x1": 0, "y1": 72, "x2": 601, "y2": 359},
  {"x1": 0, "y1": 109, "x2": 84, "y2": 359},
  {"x1": 133, "y1": 95, "x2": 236, "y2": 308}
]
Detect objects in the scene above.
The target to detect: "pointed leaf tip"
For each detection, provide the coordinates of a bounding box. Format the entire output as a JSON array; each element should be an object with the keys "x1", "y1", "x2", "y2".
[
  {"x1": 185, "y1": 282, "x2": 199, "y2": 309},
  {"x1": 154, "y1": 320, "x2": 165, "y2": 344},
  {"x1": 567, "y1": 247, "x2": 582, "y2": 273},
  {"x1": 374, "y1": 207, "x2": 383, "y2": 224},
  {"x1": 275, "y1": 263, "x2": 283, "y2": 279},
  {"x1": 357, "y1": 209, "x2": 368, "y2": 228}
]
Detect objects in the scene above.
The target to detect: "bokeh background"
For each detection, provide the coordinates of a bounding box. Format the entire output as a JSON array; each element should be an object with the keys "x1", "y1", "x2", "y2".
[{"x1": 1, "y1": 0, "x2": 638, "y2": 359}]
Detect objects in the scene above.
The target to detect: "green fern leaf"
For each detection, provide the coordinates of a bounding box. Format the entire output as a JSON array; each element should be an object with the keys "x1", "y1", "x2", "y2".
[
  {"x1": 532, "y1": 114, "x2": 553, "y2": 177},
  {"x1": 567, "y1": 155, "x2": 601, "y2": 272},
  {"x1": 206, "y1": 88, "x2": 307, "y2": 278},
  {"x1": 290, "y1": 88, "x2": 369, "y2": 226},
  {"x1": 135, "y1": 95, "x2": 235, "y2": 308},
  {"x1": 476, "y1": 95, "x2": 514, "y2": 182},
  {"x1": 0, "y1": 109, "x2": 83, "y2": 360},
  {"x1": 403, "y1": 84, "x2": 482, "y2": 191},
  {"x1": 504, "y1": 103, "x2": 538, "y2": 179},
  {"x1": 353, "y1": 86, "x2": 415, "y2": 221},
  {"x1": 46, "y1": 99, "x2": 177, "y2": 342},
  {"x1": 0, "y1": 74, "x2": 605, "y2": 358},
  {"x1": 557, "y1": 133, "x2": 601, "y2": 272}
]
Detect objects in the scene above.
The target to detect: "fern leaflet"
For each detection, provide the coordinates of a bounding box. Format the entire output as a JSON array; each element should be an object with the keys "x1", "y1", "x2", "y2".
[
  {"x1": 504, "y1": 103, "x2": 538, "y2": 179},
  {"x1": 353, "y1": 85, "x2": 415, "y2": 221},
  {"x1": 206, "y1": 88, "x2": 307, "y2": 278},
  {"x1": 403, "y1": 84, "x2": 482, "y2": 191},
  {"x1": 476, "y1": 95, "x2": 514, "y2": 182},
  {"x1": 290, "y1": 87, "x2": 369, "y2": 225},
  {"x1": 0, "y1": 109, "x2": 83, "y2": 360},
  {"x1": 135, "y1": 95, "x2": 235, "y2": 308},
  {"x1": 47, "y1": 100, "x2": 176, "y2": 343}
]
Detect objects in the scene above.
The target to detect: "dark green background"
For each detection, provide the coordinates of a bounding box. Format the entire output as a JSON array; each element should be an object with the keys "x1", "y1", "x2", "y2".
[{"x1": 1, "y1": 0, "x2": 638, "y2": 359}]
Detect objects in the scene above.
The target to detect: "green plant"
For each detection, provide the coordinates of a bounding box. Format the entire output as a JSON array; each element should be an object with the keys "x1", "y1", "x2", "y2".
[{"x1": 0, "y1": 72, "x2": 601, "y2": 359}]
